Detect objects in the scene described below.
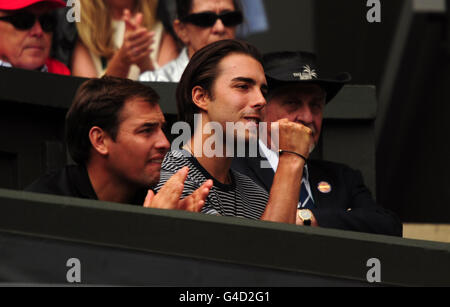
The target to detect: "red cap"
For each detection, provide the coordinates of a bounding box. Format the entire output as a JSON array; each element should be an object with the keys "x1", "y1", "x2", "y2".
[{"x1": 0, "y1": 0, "x2": 66, "y2": 10}]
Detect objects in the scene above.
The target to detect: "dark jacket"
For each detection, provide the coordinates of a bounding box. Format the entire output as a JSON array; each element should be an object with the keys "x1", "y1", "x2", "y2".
[
  {"x1": 232, "y1": 156, "x2": 403, "y2": 236},
  {"x1": 25, "y1": 165, "x2": 145, "y2": 206}
]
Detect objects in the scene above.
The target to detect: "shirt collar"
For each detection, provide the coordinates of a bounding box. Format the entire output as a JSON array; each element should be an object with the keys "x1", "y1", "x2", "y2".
[
  {"x1": 0, "y1": 60, "x2": 12, "y2": 68},
  {"x1": 0, "y1": 59, "x2": 48, "y2": 72},
  {"x1": 258, "y1": 139, "x2": 309, "y2": 180}
]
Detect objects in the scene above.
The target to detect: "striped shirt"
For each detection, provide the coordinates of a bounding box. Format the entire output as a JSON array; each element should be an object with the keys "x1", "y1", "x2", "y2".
[{"x1": 155, "y1": 150, "x2": 269, "y2": 219}]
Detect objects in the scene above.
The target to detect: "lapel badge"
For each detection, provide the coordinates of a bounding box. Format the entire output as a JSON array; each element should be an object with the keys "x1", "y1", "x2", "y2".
[{"x1": 317, "y1": 181, "x2": 332, "y2": 193}]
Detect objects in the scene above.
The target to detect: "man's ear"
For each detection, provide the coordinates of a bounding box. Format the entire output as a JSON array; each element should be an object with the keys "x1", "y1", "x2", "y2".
[
  {"x1": 88, "y1": 126, "x2": 109, "y2": 156},
  {"x1": 173, "y1": 19, "x2": 189, "y2": 45},
  {"x1": 192, "y1": 85, "x2": 210, "y2": 112}
]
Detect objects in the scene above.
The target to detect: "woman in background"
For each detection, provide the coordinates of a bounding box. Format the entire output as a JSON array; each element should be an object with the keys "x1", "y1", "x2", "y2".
[{"x1": 72, "y1": 0, "x2": 179, "y2": 79}]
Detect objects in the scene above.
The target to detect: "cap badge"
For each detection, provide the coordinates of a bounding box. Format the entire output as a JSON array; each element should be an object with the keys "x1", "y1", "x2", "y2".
[
  {"x1": 293, "y1": 65, "x2": 318, "y2": 80},
  {"x1": 317, "y1": 181, "x2": 332, "y2": 193}
]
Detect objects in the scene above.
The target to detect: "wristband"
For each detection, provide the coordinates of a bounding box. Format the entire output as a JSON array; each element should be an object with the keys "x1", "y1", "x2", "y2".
[{"x1": 279, "y1": 149, "x2": 307, "y2": 163}]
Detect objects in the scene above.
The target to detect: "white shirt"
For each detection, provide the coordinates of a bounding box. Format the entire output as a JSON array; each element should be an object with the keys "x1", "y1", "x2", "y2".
[
  {"x1": 258, "y1": 139, "x2": 314, "y2": 207},
  {"x1": 0, "y1": 60, "x2": 12, "y2": 68},
  {"x1": 139, "y1": 47, "x2": 189, "y2": 82},
  {"x1": 0, "y1": 59, "x2": 48, "y2": 72}
]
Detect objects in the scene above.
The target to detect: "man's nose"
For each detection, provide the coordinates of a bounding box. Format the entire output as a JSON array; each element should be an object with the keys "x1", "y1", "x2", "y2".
[
  {"x1": 295, "y1": 106, "x2": 314, "y2": 125},
  {"x1": 212, "y1": 18, "x2": 226, "y2": 34},
  {"x1": 29, "y1": 18, "x2": 44, "y2": 37},
  {"x1": 155, "y1": 129, "x2": 171, "y2": 152},
  {"x1": 251, "y1": 88, "x2": 267, "y2": 110}
]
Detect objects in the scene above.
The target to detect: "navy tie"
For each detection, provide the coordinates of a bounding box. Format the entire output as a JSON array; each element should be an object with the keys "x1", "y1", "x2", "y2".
[{"x1": 298, "y1": 168, "x2": 315, "y2": 209}]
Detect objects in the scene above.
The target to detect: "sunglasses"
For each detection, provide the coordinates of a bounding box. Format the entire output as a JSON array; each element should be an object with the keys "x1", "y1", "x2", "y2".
[
  {"x1": 181, "y1": 11, "x2": 243, "y2": 28},
  {"x1": 0, "y1": 11, "x2": 56, "y2": 32}
]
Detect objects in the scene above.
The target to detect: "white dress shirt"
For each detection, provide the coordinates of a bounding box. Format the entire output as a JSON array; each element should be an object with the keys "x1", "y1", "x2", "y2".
[
  {"x1": 258, "y1": 139, "x2": 314, "y2": 207},
  {"x1": 139, "y1": 48, "x2": 189, "y2": 83}
]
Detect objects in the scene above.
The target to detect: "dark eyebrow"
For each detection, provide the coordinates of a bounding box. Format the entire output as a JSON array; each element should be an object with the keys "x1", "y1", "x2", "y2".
[
  {"x1": 197, "y1": 9, "x2": 234, "y2": 14},
  {"x1": 232, "y1": 77, "x2": 256, "y2": 85},
  {"x1": 139, "y1": 120, "x2": 166, "y2": 129},
  {"x1": 232, "y1": 77, "x2": 268, "y2": 91}
]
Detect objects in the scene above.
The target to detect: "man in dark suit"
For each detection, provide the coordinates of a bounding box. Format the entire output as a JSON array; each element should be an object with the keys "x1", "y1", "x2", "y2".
[{"x1": 232, "y1": 51, "x2": 402, "y2": 236}]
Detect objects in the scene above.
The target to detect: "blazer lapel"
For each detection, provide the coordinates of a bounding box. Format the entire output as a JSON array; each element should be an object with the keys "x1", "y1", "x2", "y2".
[{"x1": 308, "y1": 161, "x2": 331, "y2": 208}]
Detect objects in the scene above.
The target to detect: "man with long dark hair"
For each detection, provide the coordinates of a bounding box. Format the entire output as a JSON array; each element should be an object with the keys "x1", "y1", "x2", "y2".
[{"x1": 156, "y1": 39, "x2": 313, "y2": 223}]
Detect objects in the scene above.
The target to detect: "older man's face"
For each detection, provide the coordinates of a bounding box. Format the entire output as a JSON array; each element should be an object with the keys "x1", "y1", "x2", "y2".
[
  {"x1": 265, "y1": 84, "x2": 326, "y2": 147},
  {"x1": 0, "y1": 3, "x2": 54, "y2": 70}
]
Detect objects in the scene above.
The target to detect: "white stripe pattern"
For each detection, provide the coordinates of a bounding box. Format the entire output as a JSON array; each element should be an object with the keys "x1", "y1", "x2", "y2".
[{"x1": 155, "y1": 150, "x2": 269, "y2": 219}]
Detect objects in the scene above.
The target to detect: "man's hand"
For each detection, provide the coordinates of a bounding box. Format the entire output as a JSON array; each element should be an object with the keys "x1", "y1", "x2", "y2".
[
  {"x1": 119, "y1": 9, "x2": 155, "y2": 71},
  {"x1": 261, "y1": 119, "x2": 314, "y2": 224},
  {"x1": 143, "y1": 167, "x2": 213, "y2": 212},
  {"x1": 272, "y1": 118, "x2": 314, "y2": 159}
]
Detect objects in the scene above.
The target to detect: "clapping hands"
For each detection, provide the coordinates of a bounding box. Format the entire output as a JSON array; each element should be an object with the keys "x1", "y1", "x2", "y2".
[
  {"x1": 143, "y1": 167, "x2": 213, "y2": 213},
  {"x1": 118, "y1": 9, "x2": 155, "y2": 72}
]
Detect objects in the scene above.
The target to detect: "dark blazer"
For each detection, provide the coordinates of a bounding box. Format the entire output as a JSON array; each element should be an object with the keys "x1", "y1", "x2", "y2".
[{"x1": 232, "y1": 155, "x2": 402, "y2": 236}]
